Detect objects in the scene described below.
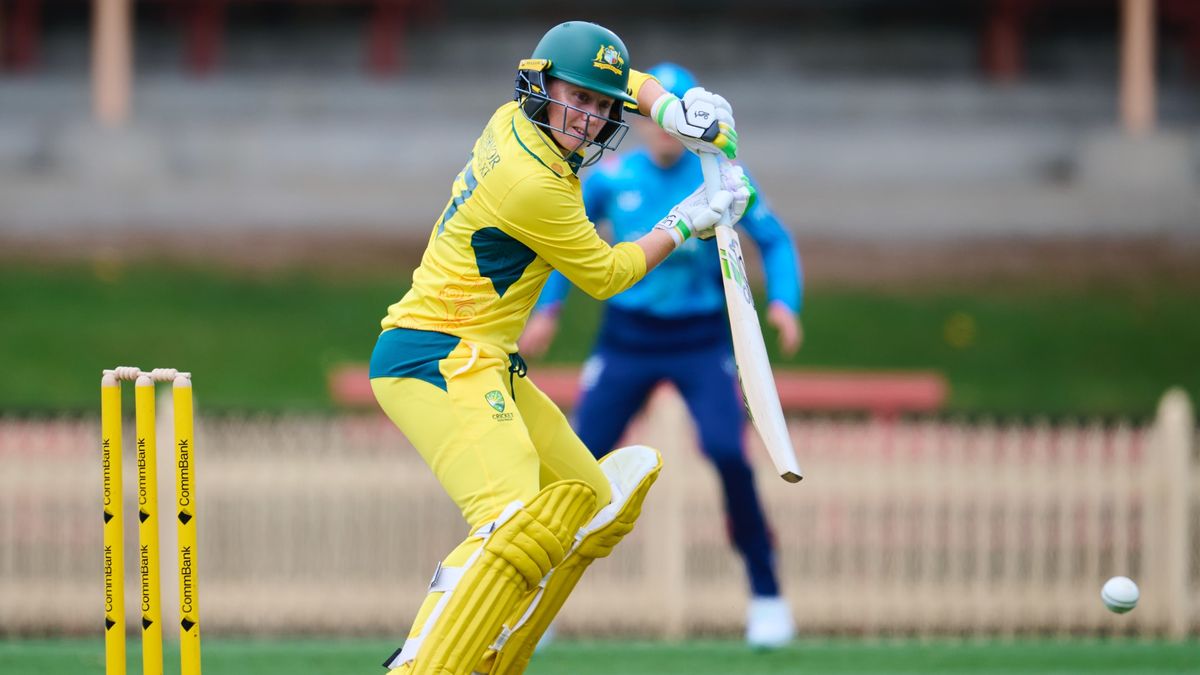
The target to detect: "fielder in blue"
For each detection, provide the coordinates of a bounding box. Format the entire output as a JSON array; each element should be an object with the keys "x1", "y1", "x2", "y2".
[{"x1": 521, "y1": 63, "x2": 803, "y2": 648}]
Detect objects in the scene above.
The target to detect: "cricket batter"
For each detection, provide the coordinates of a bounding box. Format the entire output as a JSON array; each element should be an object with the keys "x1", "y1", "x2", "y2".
[
  {"x1": 370, "y1": 22, "x2": 752, "y2": 675},
  {"x1": 522, "y1": 63, "x2": 803, "y2": 648}
]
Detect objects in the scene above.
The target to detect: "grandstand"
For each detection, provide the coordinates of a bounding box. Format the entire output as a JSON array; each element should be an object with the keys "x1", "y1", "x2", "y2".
[{"x1": 0, "y1": 0, "x2": 1197, "y2": 242}]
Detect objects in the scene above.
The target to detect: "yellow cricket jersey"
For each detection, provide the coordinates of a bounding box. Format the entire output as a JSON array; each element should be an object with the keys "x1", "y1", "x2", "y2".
[{"x1": 381, "y1": 100, "x2": 649, "y2": 354}]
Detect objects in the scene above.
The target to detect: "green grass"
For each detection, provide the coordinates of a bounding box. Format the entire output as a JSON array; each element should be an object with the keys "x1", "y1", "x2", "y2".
[
  {"x1": 3, "y1": 638, "x2": 1198, "y2": 674},
  {"x1": 1, "y1": 261, "x2": 1197, "y2": 417},
  {"x1": 0, "y1": 261, "x2": 400, "y2": 412}
]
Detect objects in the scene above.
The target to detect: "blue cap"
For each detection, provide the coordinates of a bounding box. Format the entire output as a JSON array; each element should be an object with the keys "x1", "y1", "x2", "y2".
[{"x1": 646, "y1": 62, "x2": 697, "y2": 100}]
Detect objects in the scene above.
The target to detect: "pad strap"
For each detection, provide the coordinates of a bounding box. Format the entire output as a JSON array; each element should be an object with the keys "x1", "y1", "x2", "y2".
[{"x1": 384, "y1": 505, "x2": 521, "y2": 669}]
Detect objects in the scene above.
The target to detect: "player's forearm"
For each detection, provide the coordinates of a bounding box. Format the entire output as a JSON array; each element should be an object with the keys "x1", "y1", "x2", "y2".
[
  {"x1": 763, "y1": 240, "x2": 803, "y2": 313},
  {"x1": 634, "y1": 76, "x2": 666, "y2": 118},
  {"x1": 635, "y1": 229, "x2": 678, "y2": 270}
]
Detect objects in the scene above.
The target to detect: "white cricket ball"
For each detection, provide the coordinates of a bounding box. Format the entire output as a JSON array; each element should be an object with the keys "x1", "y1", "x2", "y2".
[{"x1": 1101, "y1": 576, "x2": 1139, "y2": 614}]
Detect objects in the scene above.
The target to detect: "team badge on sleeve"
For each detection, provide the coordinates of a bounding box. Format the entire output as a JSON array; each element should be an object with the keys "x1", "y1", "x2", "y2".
[{"x1": 592, "y1": 45, "x2": 625, "y2": 75}]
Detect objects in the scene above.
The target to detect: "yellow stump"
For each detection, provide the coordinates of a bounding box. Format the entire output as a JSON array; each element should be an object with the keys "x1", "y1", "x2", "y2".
[
  {"x1": 136, "y1": 375, "x2": 163, "y2": 675},
  {"x1": 101, "y1": 373, "x2": 126, "y2": 675},
  {"x1": 174, "y1": 375, "x2": 202, "y2": 675}
]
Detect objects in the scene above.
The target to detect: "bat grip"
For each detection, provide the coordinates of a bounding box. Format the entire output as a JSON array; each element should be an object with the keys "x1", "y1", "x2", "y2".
[{"x1": 698, "y1": 152, "x2": 733, "y2": 230}]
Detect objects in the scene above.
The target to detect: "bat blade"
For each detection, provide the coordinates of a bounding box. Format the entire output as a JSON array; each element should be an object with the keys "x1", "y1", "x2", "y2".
[{"x1": 700, "y1": 153, "x2": 803, "y2": 483}]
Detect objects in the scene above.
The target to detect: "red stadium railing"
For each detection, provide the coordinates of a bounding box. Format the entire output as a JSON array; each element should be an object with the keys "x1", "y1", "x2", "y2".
[{"x1": 328, "y1": 363, "x2": 948, "y2": 418}]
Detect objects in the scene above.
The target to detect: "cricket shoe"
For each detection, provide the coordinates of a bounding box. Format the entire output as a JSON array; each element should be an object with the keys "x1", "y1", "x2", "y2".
[{"x1": 745, "y1": 596, "x2": 795, "y2": 648}]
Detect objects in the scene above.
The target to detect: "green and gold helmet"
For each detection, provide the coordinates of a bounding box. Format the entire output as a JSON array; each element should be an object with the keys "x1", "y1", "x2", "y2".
[{"x1": 514, "y1": 21, "x2": 634, "y2": 166}]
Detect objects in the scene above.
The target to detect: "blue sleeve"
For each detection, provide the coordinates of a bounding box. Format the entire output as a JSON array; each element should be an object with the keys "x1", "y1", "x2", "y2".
[
  {"x1": 533, "y1": 270, "x2": 571, "y2": 314},
  {"x1": 738, "y1": 172, "x2": 803, "y2": 314},
  {"x1": 534, "y1": 170, "x2": 615, "y2": 314},
  {"x1": 582, "y1": 168, "x2": 613, "y2": 225}
]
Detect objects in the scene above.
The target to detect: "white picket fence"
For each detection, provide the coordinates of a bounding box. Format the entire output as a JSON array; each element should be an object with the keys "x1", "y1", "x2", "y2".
[{"x1": 0, "y1": 388, "x2": 1195, "y2": 639}]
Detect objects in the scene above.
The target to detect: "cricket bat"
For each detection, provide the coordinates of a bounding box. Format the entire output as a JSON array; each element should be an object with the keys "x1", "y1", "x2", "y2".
[{"x1": 700, "y1": 152, "x2": 803, "y2": 483}]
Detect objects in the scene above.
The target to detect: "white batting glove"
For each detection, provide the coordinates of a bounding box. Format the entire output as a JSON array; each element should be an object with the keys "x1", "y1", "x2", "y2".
[
  {"x1": 651, "y1": 87, "x2": 738, "y2": 159},
  {"x1": 719, "y1": 163, "x2": 756, "y2": 226},
  {"x1": 653, "y1": 185, "x2": 733, "y2": 248}
]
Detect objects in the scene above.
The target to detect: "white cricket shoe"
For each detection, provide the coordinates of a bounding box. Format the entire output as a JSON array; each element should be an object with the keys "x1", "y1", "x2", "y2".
[{"x1": 745, "y1": 596, "x2": 795, "y2": 648}]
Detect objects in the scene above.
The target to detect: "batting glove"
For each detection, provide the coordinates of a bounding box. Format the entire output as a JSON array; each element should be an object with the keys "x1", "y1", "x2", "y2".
[
  {"x1": 651, "y1": 87, "x2": 738, "y2": 160},
  {"x1": 719, "y1": 163, "x2": 756, "y2": 226},
  {"x1": 654, "y1": 185, "x2": 733, "y2": 248}
]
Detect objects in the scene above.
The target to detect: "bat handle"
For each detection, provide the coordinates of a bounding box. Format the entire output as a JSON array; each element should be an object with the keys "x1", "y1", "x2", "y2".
[{"x1": 698, "y1": 152, "x2": 733, "y2": 230}]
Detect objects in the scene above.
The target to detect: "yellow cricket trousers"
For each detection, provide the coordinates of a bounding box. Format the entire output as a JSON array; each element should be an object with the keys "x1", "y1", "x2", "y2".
[{"x1": 369, "y1": 327, "x2": 610, "y2": 529}]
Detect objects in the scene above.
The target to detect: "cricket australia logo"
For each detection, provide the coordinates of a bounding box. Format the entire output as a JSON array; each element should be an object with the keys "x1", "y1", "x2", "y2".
[
  {"x1": 485, "y1": 390, "x2": 513, "y2": 421},
  {"x1": 485, "y1": 390, "x2": 506, "y2": 413},
  {"x1": 592, "y1": 45, "x2": 624, "y2": 75}
]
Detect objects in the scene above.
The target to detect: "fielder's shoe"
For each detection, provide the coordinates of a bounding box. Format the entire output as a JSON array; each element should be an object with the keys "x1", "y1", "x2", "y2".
[{"x1": 745, "y1": 596, "x2": 795, "y2": 648}]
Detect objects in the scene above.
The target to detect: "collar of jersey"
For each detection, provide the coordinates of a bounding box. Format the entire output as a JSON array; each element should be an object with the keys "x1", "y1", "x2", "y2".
[{"x1": 510, "y1": 108, "x2": 583, "y2": 177}]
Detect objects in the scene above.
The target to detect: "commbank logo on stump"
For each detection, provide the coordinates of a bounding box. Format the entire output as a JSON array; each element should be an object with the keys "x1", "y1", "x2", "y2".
[{"x1": 485, "y1": 390, "x2": 506, "y2": 413}]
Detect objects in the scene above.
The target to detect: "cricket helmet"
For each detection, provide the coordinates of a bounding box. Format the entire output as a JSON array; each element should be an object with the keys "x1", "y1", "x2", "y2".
[{"x1": 514, "y1": 21, "x2": 634, "y2": 166}]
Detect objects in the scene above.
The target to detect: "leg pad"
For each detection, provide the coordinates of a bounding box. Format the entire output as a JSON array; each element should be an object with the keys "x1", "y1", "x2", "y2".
[
  {"x1": 481, "y1": 446, "x2": 662, "y2": 675},
  {"x1": 385, "y1": 480, "x2": 597, "y2": 675}
]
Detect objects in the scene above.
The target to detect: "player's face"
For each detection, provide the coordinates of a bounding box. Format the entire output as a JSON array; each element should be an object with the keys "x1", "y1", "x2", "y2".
[{"x1": 545, "y1": 79, "x2": 616, "y2": 153}]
